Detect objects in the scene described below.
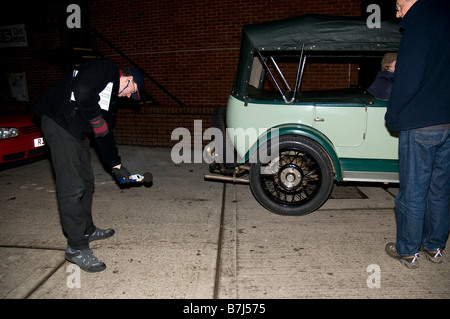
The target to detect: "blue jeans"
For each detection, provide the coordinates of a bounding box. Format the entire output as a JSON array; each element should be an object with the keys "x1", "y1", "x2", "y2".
[{"x1": 395, "y1": 129, "x2": 450, "y2": 256}]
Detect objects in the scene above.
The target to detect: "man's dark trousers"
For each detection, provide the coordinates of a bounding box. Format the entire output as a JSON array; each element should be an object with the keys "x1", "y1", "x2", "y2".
[{"x1": 41, "y1": 115, "x2": 95, "y2": 250}]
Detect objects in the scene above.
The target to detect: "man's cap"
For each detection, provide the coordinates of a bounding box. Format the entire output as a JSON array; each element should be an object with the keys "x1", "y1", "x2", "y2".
[{"x1": 126, "y1": 67, "x2": 144, "y2": 100}]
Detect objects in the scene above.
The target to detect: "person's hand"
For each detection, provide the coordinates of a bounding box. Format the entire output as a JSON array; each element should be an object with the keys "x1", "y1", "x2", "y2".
[
  {"x1": 90, "y1": 116, "x2": 109, "y2": 137},
  {"x1": 112, "y1": 165, "x2": 130, "y2": 183}
]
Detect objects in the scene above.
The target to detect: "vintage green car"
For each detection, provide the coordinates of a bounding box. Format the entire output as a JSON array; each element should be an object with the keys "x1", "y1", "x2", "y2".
[{"x1": 207, "y1": 14, "x2": 402, "y2": 216}]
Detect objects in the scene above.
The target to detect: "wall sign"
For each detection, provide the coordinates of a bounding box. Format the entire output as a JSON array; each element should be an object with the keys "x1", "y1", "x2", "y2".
[{"x1": 0, "y1": 24, "x2": 28, "y2": 48}]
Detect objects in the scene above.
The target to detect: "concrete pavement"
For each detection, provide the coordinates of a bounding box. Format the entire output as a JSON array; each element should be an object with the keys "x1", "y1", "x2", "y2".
[{"x1": 1, "y1": 146, "x2": 449, "y2": 300}]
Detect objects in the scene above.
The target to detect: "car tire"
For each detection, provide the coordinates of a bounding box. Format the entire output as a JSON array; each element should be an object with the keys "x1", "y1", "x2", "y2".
[{"x1": 249, "y1": 135, "x2": 334, "y2": 216}]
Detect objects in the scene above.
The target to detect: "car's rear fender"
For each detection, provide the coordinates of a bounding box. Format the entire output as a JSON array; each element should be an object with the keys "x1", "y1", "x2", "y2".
[{"x1": 241, "y1": 123, "x2": 342, "y2": 181}]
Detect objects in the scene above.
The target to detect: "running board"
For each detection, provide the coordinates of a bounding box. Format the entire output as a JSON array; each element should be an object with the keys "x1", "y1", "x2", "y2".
[{"x1": 341, "y1": 171, "x2": 399, "y2": 184}]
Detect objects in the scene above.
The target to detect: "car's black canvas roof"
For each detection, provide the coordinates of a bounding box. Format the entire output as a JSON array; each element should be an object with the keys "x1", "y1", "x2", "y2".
[{"x1": 242, "y1": 14, "x2": 402, "y2": 52}]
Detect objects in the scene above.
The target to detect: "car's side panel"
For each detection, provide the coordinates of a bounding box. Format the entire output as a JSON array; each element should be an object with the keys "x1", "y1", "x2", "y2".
[
  {"x1": 226, "y1": 95, "x2": 399, "y2": 183},
  {"x1": 313, "y1": 104, "x2": 366, "y2": 147},
  {"x1": 312, "y1": 102, "x2": 398, "y2": 160},
  {"x1": 226, "y1": 95, "x2": 315, "y2": 158}
]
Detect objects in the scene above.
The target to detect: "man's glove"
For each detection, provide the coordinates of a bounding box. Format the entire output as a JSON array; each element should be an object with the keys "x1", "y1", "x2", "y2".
[
  {"x1": 90, "y1": 116, "x2": 109, "y2": 138},
  {"x1": 112, "y1": 165, "x2": 131, "y2": 183}
]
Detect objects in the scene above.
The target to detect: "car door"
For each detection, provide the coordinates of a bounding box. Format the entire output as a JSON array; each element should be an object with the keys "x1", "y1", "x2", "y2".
[{"x1": 312, "y1": 102, "x2": 367, "y2": 148}]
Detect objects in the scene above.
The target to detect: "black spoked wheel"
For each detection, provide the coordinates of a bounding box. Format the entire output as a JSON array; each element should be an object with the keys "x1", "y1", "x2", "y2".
[{"x1": 249, "y1": 135, "x2": 334, "y2": 216}]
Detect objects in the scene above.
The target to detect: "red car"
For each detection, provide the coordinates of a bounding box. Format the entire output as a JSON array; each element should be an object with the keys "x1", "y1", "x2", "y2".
[{"x1": 0, "y1": 105, "x2": 47, "y2": 170}]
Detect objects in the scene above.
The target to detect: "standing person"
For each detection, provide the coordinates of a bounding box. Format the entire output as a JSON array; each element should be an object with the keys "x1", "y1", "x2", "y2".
[
  {"x1": 385, "y1": 0, "x2": 450, "y2": 269},
  {"x1": 34, "y1": 59, "x2": 143, "y2": 272}
]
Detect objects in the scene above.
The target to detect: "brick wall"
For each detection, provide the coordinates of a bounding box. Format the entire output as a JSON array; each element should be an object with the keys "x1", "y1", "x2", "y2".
[
  {"x1": 114, "y1": 104, "x2": 213, "y2": 147},
  {"x1": 3, "y1": 0, "x2": 362, "y2": 148},
  {"x1": 89, "y1": 0, "x2": 361, "y2": 147}
]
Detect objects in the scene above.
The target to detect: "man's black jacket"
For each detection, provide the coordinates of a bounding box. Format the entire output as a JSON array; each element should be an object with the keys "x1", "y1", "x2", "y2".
[
  {"x1": 34, "y1": 60, "x2": 122, "y2": 168},
  {"x1": 386, "y1": 0, "x2": 450, "y2": 131}
]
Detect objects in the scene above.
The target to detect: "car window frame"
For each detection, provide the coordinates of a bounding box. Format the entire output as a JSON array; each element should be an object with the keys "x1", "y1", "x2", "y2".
[{"x1": 247, "y1": 49, "x2": 387, "y2": 104}]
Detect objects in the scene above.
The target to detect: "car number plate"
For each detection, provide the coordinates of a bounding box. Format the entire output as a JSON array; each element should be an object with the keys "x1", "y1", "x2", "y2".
[{"x1": 34, "y1": 137, "x2": 45, "y2": 148}]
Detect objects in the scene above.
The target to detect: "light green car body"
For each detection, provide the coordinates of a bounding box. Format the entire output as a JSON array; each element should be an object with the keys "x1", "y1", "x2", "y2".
[{"x1": 226, "y1": 94, "x2": 399, "y2": 183}]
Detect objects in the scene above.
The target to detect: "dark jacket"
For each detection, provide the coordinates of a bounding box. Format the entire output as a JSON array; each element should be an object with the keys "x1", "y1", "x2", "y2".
[
  {"x1": 385, "y1": 0, "x2": 450, "y2": 131},
  {"x1": 367, "y1": 70, "x2": 395, "y2": 101},
  {"x1": 34, "y1": 60, "x2": 122, "y2": 168}
]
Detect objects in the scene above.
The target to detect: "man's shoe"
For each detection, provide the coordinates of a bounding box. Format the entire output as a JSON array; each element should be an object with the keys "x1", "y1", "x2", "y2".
[
  {"x1": 65, "y1": 246, "x2": 106, "y2": 273},
  {"x1": 385, "y1": 242, "x2": 419, "y2": 269},
  {"x1": 86, "y1": 227, "x2": 115, "y2": 242},
  {"x1": 423, "y1": 248, "x2": 443, "y2": 264}
]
